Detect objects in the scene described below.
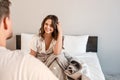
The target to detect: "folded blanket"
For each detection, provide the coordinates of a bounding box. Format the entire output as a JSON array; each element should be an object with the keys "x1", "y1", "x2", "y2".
[
  {"x1": 42, "y1": 51, "x2": 91, "y2": 80},
  {"x1": 64, "y1": 58, "x2": 82, "y2": 79},
  {"x1": 64, "y1": 58, "x2": 90, "y2": 80}
]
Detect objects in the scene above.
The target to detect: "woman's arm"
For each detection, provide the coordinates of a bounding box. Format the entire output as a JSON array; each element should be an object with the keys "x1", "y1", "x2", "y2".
[
  {"x1": 30, "y1": 49, "x2": 37, "y2": 57},
  {"x1": 53, "y1": 23, "x2": 63, "y2": 55}
]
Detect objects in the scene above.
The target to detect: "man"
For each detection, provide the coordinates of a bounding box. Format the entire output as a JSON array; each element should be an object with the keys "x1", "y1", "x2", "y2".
[{"x1": 0, "y1": 0, "x2": 58, "y2": 80}]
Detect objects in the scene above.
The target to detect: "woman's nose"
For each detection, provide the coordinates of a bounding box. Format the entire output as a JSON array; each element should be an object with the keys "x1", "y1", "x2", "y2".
[{"x1": 46, "y1": 25, "x2": 50, "y2": 28}]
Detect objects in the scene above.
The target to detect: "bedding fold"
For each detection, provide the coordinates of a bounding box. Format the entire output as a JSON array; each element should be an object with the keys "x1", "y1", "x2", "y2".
[{"x1": 43, "y1": 51, "x2": 91, "y2": 80}]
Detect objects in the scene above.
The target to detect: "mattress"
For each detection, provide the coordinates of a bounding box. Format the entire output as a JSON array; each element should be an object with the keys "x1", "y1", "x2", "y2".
[{"x1": 75, "y1": 52, "x2": 105, "y2": 80}]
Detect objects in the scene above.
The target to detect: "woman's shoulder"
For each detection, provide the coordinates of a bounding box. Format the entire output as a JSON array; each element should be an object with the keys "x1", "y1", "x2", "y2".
[{"x1": 32, "y1": 34, "x2": 43, "y2": 41}]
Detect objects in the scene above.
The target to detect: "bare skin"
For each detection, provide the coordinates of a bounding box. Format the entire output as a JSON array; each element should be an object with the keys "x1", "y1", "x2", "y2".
[{"x1": 0, "y1": 16, "x2": 12, "y2": 47}]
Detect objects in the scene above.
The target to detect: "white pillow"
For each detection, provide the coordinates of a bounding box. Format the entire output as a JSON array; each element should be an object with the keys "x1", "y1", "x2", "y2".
[
  {"x1": 63, "y1": 35, "x2": 89, "y2": 56},
  {"x1": 21, "y1": 33, "x2": 34, "y2": 52}
]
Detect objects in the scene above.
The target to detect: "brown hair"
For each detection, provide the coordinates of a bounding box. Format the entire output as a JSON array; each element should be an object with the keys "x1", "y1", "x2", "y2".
[
  {"x1": 0, "y1": 0, "x2": 11, "y2": 23},
  {"x1": 39, "y1": 15, "x2": 59, "y2": 40}
]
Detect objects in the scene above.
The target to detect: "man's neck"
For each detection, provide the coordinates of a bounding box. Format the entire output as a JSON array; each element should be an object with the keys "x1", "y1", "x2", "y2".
[{"x1": 0, "y1": 37, "x2": 6, "y2": 47}]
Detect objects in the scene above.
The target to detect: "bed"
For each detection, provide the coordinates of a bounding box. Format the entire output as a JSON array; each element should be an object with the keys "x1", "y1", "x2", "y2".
[{"x1": 16, "y1": 33, "x2": 105, "y2": 80}]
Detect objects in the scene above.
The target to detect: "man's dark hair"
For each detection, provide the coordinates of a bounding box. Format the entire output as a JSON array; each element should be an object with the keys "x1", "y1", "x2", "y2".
[{"x1": 0, "y1": 0, "x2": 11, "y2": 23}]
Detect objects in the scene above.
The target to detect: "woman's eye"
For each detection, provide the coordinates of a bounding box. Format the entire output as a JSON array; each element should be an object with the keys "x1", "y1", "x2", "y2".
[
  {"x1": 50, "y1": 25, "x2": 53, "y2": 27},
  {"x1": 45, "y1": 23, "x2": 47, "y2": 26}
]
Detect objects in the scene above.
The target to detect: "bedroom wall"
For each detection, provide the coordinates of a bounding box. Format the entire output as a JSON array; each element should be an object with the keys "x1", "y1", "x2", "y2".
[{"x1": 7, "y1": 0, "x2": 120, "y2": 74}]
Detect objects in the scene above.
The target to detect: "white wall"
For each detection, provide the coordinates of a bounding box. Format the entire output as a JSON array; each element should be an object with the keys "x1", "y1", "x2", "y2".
[{"x1": 7, "y1": 0, "x2": 120, "y2": 74}]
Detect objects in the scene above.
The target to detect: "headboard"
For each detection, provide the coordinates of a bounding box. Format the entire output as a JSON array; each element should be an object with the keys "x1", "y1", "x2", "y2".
[{"x1": 16, "y1": 35, "x2": 98, "y2": 52}]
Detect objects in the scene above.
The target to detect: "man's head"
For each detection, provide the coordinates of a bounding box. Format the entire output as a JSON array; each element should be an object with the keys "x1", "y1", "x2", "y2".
[{"x1": 0, "y1": 0, "x2": 12, "y2": 40}]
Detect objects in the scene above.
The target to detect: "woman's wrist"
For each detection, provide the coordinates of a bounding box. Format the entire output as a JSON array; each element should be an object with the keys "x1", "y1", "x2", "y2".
[
  {"x1": 58, "y1": 33, "x2": 62, "y2": 38},
  {"x1": 58, "y1": 31, "x2": 62, "y2": 35}
]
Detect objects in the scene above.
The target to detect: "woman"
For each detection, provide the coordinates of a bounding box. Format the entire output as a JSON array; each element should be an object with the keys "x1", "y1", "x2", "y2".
[{"x1": 30, "y1": 15, "x2": 63, "y2": 62}]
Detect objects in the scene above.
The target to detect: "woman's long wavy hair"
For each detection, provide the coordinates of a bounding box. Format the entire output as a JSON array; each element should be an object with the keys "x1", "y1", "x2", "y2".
[{"x1": 39, "y1": 15, "x2": 59, "y2": 40}]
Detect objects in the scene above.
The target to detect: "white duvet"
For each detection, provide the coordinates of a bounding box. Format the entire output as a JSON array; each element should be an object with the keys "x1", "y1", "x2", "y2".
[{"x1": 75, "y1": 52, "x2": 105, "y2": 80}]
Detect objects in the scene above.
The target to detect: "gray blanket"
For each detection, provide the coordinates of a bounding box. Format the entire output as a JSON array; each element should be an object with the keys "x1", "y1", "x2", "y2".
[{"x1": 38, "y1": 51, "x2": 90, "y2": 80}]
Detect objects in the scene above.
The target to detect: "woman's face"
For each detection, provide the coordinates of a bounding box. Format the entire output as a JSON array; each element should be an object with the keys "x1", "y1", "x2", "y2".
[{"x1": 44, "y1": 19, "x2": 54, "y2": 34}]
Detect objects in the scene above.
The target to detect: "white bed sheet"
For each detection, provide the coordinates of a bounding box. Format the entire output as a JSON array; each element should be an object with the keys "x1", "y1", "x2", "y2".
[{"x1": 75, "y1": 52, "x2": 105, "y2": 80}]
